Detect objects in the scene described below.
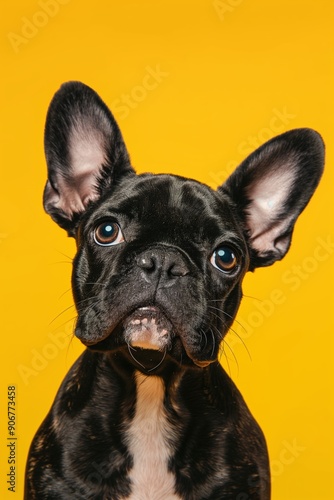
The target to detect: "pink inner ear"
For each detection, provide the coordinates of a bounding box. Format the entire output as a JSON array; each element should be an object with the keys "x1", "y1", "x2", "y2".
[
  {"x1": 53, "y1": 124, "x2": 108, "y2": 218},
  {"x1": 245, "y1": 164, "x2": 296, "y2": 254}
]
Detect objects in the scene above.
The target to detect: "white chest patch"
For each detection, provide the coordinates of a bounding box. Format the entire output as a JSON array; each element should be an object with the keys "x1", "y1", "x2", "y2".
[{"x1": 125, "y1": 372, "x2": 181, "y2": 500}]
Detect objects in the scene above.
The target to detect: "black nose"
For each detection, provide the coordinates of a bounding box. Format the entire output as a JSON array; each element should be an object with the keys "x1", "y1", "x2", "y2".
[{"x1": 137, "y1": 248, "x2": 189, "y2": 285}]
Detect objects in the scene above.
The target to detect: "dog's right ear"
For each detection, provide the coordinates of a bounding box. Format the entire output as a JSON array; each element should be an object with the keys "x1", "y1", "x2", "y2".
[{"x1": 43, "y1": 81, "x2": 134, "y2": 235}]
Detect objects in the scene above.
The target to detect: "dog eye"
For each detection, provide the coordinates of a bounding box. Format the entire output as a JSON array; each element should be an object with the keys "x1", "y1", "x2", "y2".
[
  {"x1": 210, "y1": 246, "x2": 238, "y2": 273},
  {"x1": 94, "y1": 221, "x2": 124, "y2": 246}
]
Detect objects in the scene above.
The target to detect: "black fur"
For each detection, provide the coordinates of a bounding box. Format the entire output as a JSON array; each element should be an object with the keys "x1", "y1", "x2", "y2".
[{"x1": 25, "y1": 82, "x2": 324, "y2": 499}]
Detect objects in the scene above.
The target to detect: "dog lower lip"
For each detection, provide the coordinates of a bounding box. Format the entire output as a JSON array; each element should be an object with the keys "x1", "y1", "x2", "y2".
[
  {"x1": 123, "y1": 306, "x2": 174, "y2": 351},
  {"x1": 194, "y1": 360, "x2": 214, "y2": 368}
]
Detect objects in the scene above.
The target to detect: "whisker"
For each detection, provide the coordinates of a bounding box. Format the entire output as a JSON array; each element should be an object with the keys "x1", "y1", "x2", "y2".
[
  {"x1": 209, "y1": 328, "x2": 216, "y2": 358},
  {"x1": 81, "y1": 282, "x2": 108, "y2": 287},
  {"x1": 227, "y1": 327, "x2": 252, "y2": 361},
  {"x1": 219, "y1": 341, "x2": 232, "y2": 376},
  {"x1": 64, "y1": 333, "x2": 79, "y2": 364},
  {"x1": 127, "y1": 343, "x2": 146, "y2": 370},
  {"x1": 58, "y1": 288, "x2": 73, "y2": 300},
  {"x1": 54, "y1": 251, "x2": 73, "y2": 262},
  {"x1": 148, "y1": 349, "x2": 167, "y2": 372},
  {"x1": 208, "y1": 315, "x2": 252, "y2": 364},
  {"x1": 243, "y1": 294, "x2": 262, "y2": 302},
  {"x1": 75, "y1": 296, "x2": 104, "y2": 307},
  {"x1": 49, "y1": 305, "x2": 77, "y2": 326},
  {"x1": 200, "y1": 329, "x2": 208, "y2": 351},
  {"x1": 48, "y1": 317, "x2": 77, "y2": 335},
  {"x1": 208, "y1": 304, "x2": 247, "y2": 333},
  {"x1": 221, "y1": 339, "x2": 240, "y2": 373}
]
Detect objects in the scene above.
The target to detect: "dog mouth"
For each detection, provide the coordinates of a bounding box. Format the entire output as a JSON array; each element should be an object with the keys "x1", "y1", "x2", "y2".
[
  {"x1": 123, "y1": 306, "x2": 173, "y2": 351},
  {"x1": 82, "y1": 304, "x2": 215, "y2": 368}
]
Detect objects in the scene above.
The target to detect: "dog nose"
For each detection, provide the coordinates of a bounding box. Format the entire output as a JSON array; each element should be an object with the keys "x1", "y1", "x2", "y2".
[{"x1": 136, "y1": 249, "x2": 189, "y2": 284}]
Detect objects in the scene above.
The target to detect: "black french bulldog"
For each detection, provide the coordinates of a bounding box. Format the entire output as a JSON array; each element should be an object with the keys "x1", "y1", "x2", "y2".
[{"x1": 25, "y1": 82, "x2": 324, "y2": 500}]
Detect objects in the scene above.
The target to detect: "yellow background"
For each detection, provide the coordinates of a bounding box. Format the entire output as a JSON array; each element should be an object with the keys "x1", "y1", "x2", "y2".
[{"x1": 1, "y1": 1, "x2": 333, "y2": 498}]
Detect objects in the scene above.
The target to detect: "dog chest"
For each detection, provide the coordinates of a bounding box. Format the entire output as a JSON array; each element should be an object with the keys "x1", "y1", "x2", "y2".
[{"x1": 125, "y1": 371, "x2": 181, "y2": 500}]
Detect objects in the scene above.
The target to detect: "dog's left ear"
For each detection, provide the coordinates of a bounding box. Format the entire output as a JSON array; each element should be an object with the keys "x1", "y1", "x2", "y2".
[
  {"x1": 220, "y1": 128, "x2": 325, "y2": 269},
  {"x1": 43, "y1": 81, "x2": 134, "y2": 235}
]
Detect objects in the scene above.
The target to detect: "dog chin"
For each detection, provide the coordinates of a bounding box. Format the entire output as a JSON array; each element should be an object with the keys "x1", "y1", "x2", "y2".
[{"x1": 123, "y1": 306, "x2": 172, "y2": 351}]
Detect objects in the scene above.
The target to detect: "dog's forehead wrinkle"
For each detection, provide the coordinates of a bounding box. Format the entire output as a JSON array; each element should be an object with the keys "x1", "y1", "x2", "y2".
[
  {"x1": 144, "y1": 177, "x2": 234, "y2": 240},
  {"x1": 88, "y1": 174, "x2": 231, "y2": 238},
  {"x1": 127, "y1": 173, "x2": 214, "y2": 209}
]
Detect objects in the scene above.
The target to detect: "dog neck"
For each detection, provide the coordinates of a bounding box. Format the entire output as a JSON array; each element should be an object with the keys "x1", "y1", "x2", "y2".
[{"x1": 125, "y1": 371, "x2": 181, "y2": 499}]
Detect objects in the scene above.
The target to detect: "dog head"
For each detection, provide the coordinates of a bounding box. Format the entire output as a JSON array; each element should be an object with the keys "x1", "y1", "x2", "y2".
[{"x1": 43, "y1": 82, "x2": 324, "y2": 369}]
